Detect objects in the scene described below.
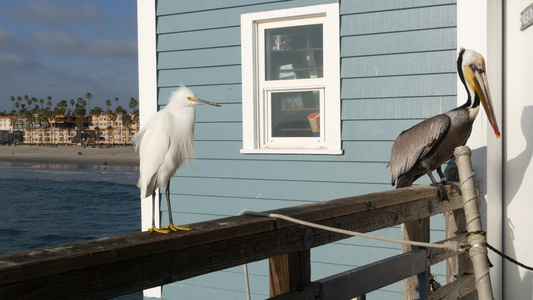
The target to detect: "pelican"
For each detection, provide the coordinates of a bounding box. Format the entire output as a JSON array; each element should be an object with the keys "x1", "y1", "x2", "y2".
[{"x1": 388, "y1": 48, "x2": 500, "y2": 199}]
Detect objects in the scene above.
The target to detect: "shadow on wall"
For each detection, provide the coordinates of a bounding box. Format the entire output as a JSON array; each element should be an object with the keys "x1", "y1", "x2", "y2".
[{"x1": 504, "y1": 105, "x2": 533, "y2": 300}]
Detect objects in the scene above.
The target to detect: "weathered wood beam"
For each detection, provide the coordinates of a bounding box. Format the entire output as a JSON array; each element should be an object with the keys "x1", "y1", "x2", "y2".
[
  {"x1": 446, "y1": 207, "x2": 475, "y2": 299},
  {"x1": 402, "y1": 217, "x2": 430, "y2": 300},
  {"x1": 319, "y1": 249, "x2": 427, "y2": 299},
  {"x1": 269, "y1": 250, "x2": 311, "y2": 297},
  {"x1": 268, "y1": 282, "x2": 321, "y2": 300},
  {"x1": 0, "y1": 184, "x2": 462, "y2": 299},
  {"x1": 428, "y1": 273, "x2": 476, "y2": 300}
]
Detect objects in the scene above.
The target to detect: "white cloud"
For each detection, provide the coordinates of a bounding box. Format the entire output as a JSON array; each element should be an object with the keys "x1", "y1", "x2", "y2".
[
  {"x1": 0, "y1": 26, "x2": 38, "y2": 71},
  {"x1": 0, "y1": 53, "x2": 35, "y2": 69},
  {"x1": 0, "y1": 27, "x2": 14, "y2": 44},
  {"x1": 31, "y1": 30, "x2": 137, "y2": 58},
  {"x1": 0, "y1": 26, "x2": 24, "y2": 50},
  {"x1": 15, "y1": 0, "x2": 104, "y2": 24}
]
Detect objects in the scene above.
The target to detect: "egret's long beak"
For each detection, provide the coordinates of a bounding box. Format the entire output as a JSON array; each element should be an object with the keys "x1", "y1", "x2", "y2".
[
  {"x1": 473, "y1": 69, "x2": 500, "y2": 138},
  {"x1": 194, "y1": 98, "x2": 221, "y2": 107}
]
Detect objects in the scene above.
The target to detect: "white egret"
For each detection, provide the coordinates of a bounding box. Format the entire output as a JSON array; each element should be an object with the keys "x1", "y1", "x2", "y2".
[{"x1": 132, "y1": 86, "x2": 221, "y2": 234}]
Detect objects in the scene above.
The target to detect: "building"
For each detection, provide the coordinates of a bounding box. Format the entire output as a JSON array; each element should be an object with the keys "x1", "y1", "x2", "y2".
[
  {"x1": 89, "y1": 113, "x2": 138, "y2": 145},
  {"x1": 138, "y1": 0, "x2": 532, "y2": 299},
  {"x1": 0, "y1": 116, "x2": 25, "y2": 143},
  {"x1": 0, "y1": 113, "x2": 138, "y2": 145}
]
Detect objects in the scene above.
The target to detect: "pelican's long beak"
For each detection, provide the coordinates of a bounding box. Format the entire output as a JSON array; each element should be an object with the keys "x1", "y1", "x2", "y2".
[
  {"x1": 473, "y1": 69, "x2": 500, "y2": 138},
  {"x1": 193, "y1": 98, "x2": 221, "y2": 107}
]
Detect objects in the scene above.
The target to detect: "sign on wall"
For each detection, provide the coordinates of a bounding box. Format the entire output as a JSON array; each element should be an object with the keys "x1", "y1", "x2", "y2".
[{"x1": 520, "y1": 3, "x2": 533, "y2": 31}]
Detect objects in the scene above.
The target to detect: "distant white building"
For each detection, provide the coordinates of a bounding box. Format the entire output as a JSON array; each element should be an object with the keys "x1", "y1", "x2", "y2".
[
  {"x1": 0, "y1": 116, "x2": 26, "y2": 131},
  {"x1": 0, "y1": 114, "x2": 138, "y2": 145}
]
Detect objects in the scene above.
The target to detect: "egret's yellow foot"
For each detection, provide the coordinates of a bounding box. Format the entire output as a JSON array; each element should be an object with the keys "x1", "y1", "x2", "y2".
[
  {"x1": 162, "y1": 223, "x2": 191, "y2": 231},
  {"x1": 149, "y1": 225, "x2": 169, "y2": 234}
]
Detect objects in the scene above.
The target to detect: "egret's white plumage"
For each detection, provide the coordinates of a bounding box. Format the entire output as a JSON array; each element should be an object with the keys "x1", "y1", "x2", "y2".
[{"x1": 132, "y1": 85, "x2": 221, "y2": 233}]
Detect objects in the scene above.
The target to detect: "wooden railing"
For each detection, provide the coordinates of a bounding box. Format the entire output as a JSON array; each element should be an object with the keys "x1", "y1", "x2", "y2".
[{"x1": 0, "y1": 182, "x2": 479, "y2": 299}]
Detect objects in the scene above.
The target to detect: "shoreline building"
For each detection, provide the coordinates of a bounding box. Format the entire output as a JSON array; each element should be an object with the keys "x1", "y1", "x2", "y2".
[
  {"x1": 0, "y1": 113, "x2": 138, "y2": 145},
  {"x1": 0, "y1": 116, "x2": 26, "y2": 144}
]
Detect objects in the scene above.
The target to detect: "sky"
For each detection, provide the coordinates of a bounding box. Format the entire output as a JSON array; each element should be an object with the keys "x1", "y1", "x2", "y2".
[{"x1": 0, "y1": 0, "x2": 138, "y2": 113}]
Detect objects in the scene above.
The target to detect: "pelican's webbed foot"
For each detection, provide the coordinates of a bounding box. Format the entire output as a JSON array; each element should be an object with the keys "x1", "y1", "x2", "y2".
[
  {"x1": 427, "y1": 166, "x2": 456, "y2": 201},
  {"x1": 436, "y1": 167, "x2": 462, "y2": 196},
  {"x1": 430, "y1": 182, "x2": 450, "y2": 201},
  {"x1": 442, "y1": 180, "x2": 462, "y2": 196}
]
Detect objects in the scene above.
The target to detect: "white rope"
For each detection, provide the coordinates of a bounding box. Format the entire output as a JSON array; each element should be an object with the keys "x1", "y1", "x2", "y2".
[
  {"x1": 243, "y1": 263, "x2": 251, "y2": 300},
  {"x1": 460, "y1": 171, "x2": 475, "y2": 185},
  {"x1": 241, "y1": 210, "x2": 461, "y2": 252}
]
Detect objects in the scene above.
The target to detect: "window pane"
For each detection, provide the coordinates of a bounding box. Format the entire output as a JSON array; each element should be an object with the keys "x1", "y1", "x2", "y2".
[
  {"x1": 265, "y1": 24, "x2": 323, "y2": 81},
  {"x1": 270, "y1": 91, "x2": 320, "y2": 137}
]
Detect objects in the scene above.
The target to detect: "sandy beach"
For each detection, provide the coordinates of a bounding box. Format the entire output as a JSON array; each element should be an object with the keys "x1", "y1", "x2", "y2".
[{"x1": 0, "y1": 145, "x2": 139, "y2": 166}]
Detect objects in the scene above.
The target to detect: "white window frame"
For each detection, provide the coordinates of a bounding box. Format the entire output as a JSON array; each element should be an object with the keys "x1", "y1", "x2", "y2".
[{"x1": 241, "y1": 3, "x2": 341, "y2": 154}]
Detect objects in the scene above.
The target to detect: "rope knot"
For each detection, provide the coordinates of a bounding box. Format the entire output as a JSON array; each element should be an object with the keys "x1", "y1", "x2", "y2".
[{"x1": 443, "y1": 240, "x2": 460, "y2": 252}]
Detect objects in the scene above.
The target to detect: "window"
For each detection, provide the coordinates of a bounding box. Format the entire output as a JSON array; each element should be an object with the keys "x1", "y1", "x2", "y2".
[{"x1": 241, "y1": 3, "x2": 341, "y2": 154}]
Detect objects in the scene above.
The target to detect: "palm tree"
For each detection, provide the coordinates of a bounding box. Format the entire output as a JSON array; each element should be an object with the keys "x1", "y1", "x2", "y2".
[
  {"x1": 85, "y1": 92, "x2": 92, "y2": 112},
  {"x1": 40, "y1": 108, "x2": 52, "y2": 145},
  {"x1": 73, "y1": 103, "x2": 87, "y2": 144},
  {"x1": 94, "y1": 126, "x2": 101, "y2": 144},
  {"x1": 114, "y1": 97, "x2": 119, "y2": 110},
  {"x1": 114, "y1": 106, "x2": 128, "y2": 145},
  {"x1": 39, "y1": 98, "x2": 44, "y2": 110},
  {"x1": 129, "y1": 97, "x2": 140, "y2": 133},
  {"x1": 77, "y1": 97, "x2": 85, "y2": 110},
  {"x1": 10, "y1": 96, "x2": 15, "y2": 111},
  {"x1": 16, "y1": 96, "x2": 22, "y2": 115},
  {"x1": 27, "y1": 98, "x2": 33, "y2": 111},
  {"x1": 120, "y1": 112, "x2": 133, "y2": 145},
  {"x1": 106, "y1": 125, "x2": 114, "y2": 145},
  {"x1": 128, "y1": 97, "x2": 138, "y2": 113},
  {"x1": 24, "y1": 109, "x2": 35, "y2": 145},
  {"x1": 109, "y1": 111, "x2": 117, "y2": 145},
  {"x1": 69, "y1": 99, "x2": 75, "y2": 115},
  {"x1": 90, "y1": 106, "x2": 103, "y2": 115},
  {"x1": 105, "y1": 99, "x2": 112, "y2": 115},
  {"x1": 56, "y1": 100, "x2": 67, "y2": 117}
]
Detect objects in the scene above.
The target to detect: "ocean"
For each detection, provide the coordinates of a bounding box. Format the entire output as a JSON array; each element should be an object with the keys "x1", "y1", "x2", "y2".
[{"x1": 0, "y1": 161, "x2": 143, "y2": 299}]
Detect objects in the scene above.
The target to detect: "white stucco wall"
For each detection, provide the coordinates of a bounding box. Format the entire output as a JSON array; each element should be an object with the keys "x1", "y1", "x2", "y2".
[{"x1": 503, "y1": 1, "x2": 533, "y2": 299}]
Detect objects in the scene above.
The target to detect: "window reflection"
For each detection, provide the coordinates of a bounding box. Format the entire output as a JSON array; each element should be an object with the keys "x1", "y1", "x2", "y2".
[
  {"x1": 265, "y1": 24, "x2": 323, "y2": 81},
  {"x1": 270, "y1": 91, "x2": 320, "y2": 137}
]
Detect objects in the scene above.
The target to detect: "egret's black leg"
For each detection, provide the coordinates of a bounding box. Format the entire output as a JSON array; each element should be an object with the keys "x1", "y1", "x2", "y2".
[
  {"x1": 162, "y1": 181, "x2": 190, "y2": 232},
  {"x1": 436, "y1": 167, "x2": 462, "y2": 195},
  {"x1": 426, "y1": 167, "x2": 449, "y2": 201},
  {"x1": 165, "y1": 183, "x2": 174, "y2": 226},
  {"x1": 149, "y1": 190, "x2": 169, "y2": 234}
]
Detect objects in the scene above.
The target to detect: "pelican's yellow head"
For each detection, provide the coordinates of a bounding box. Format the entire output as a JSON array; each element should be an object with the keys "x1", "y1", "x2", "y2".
[{"x1": 459, "y1": 48, "x2": 500, "y2": 138}]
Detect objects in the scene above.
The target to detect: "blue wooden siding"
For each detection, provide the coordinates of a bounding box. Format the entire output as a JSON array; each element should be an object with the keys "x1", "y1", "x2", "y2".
[{"x1": 152, "y1": 0, "x2": 456, "y2": 299}]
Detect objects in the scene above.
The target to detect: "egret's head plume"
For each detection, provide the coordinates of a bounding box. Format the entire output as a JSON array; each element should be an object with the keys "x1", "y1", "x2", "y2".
[{"x1": 168, "y1": 85, "x2": 221, "y2": 108}]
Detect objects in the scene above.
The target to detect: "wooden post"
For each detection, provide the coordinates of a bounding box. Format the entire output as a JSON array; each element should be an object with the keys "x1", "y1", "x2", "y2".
[
  {"x1": 446, "y1": 208, "x2": 476, "y2": 299},
  {"x1": 401, "y1": 217, "x2": 429, "y2": 300},
  {"x1": 454, "y1": 146, "x2": 494, "y2": 300},
  {"x1": 269, "y1": 250, "x2": 311, "y2": 297}
]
